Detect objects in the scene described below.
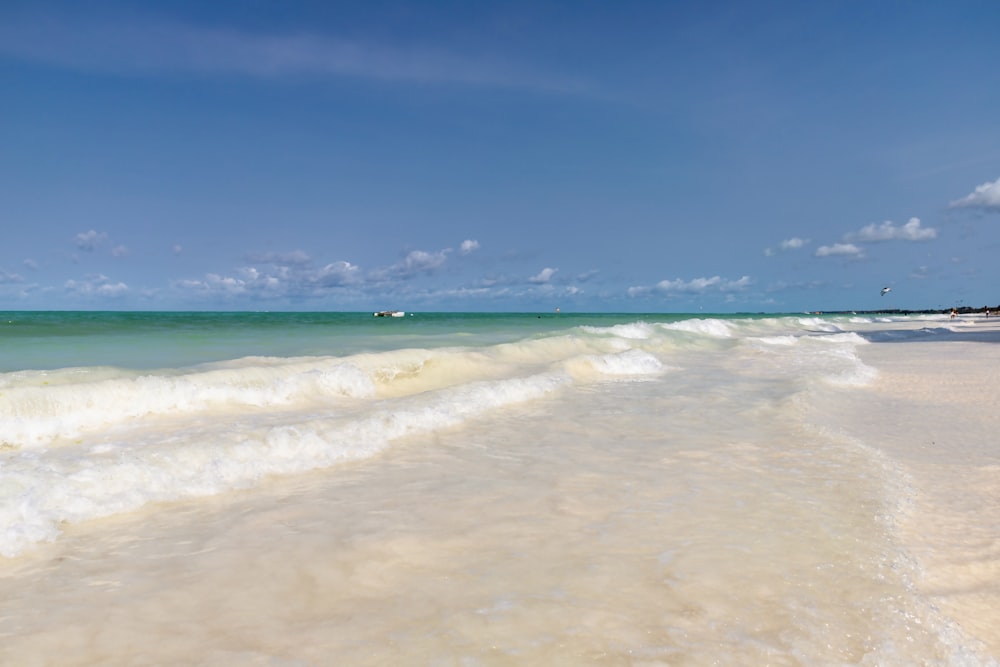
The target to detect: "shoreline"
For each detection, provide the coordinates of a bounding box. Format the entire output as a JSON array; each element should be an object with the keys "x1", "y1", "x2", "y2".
[
  {"x1": 1, "y1": 316, "x2": 999, "y2": 664},
  {"x1": 850, "y1": 326, "x2": 1000, "y2": 659},
  {"x1": 811, "y1": 307, "x2": 1000, "y2": 317}
]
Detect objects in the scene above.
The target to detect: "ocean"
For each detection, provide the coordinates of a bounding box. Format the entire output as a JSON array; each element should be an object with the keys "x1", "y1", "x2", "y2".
[{"x1": 1, "y1": 311, "x2": 997, "y2": 666}]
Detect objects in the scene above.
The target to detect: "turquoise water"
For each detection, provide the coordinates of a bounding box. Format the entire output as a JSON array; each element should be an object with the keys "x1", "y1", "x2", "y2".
[{"x1": 0, "y1": 311, "x2": 748, "y2": 370}]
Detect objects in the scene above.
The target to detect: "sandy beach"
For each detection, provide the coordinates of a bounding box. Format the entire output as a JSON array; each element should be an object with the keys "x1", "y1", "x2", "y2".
[
  {"x1": 849, "y1": 318, "x2": 1000, "y2": 658},
  {"x1": 2, "y1": 314, "x2": 999, "y2": 666}
]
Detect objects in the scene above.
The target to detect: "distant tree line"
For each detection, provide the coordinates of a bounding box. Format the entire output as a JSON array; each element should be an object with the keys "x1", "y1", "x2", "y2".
[{"x1": 824, "y1": 306, "x2": 1000, "y2": 315}]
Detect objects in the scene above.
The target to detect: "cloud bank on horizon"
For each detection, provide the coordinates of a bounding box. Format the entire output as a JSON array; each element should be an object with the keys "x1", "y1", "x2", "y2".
[{"x1": 2, "y1": 2, "x2": 999, "y2": 312}]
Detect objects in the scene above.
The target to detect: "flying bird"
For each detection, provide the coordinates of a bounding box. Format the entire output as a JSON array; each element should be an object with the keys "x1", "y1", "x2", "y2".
[{"x1": 880, "y1": 287, "x2": 892, "y2": 296}]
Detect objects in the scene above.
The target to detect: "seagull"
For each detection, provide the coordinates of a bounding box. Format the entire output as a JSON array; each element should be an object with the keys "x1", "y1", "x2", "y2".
[{"x1": 880, "y1": 286, "x2": 892, "y2": 296}]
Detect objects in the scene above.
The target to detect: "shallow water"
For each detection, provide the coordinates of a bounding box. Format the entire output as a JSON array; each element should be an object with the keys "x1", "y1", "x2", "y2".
[{"x1": 1, "y1": 312, "x2": 997, "y2": 665}]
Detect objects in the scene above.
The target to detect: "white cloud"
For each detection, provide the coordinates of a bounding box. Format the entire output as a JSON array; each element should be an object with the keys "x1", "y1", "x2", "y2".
[
  {"x1": 372, "y1": 241, "x2": 480, "y2": 280},
  {"x1": 780, "y1": 237, "x2": 809, "y2": 250},
  {"x1": 172, "y1": 245, "x2": 183, "y2": 255},
  {"x1": 659, "y1": 276, "x2": 750, "y2": 293},
  {"x1": 183, "y1": 269, "x2": 287, "y2": 297},
  {"x1": 628, "y1": 275, "x2": 751, "y2": 297},
  {"x1": 374, "y1": 249, "x2": 452, "y2": 280},
  {"x1": 65, "y1": 274, "x2": 128, "y2": 296},
  {"x1": 200, "y1": 273, "x2": 249, "y2": 295},
  {"x1": 74, "y1": 229, "x2": 108, "y2": 251},
  {"x1": 111, "y1": 244, "x2": 129, "y2": 257},
  {"x1": 846, "y1": 217, "x2": 936, "y2": 242},
  {"x1": 529, "y1": 267, "x2": 558, "y2": 283},
  {"x1": 176, "y1": 239, "x2": 479, "y2": 303},
  {"x1": 659, "y1": 277, "x2": 715, "y2": 292},
  {"x1": 950, "y1": 177, "x2": 1000, "y2": 211},
  {"x1": 765, "y1": 237, "x2": 809, "y2": 256},
  {"x1": 176, "y1": 253, "x2": 363, "y2": 300},
  {"x1": 310, "y1": 261, "x2": 361, "y2": 287},
  {"x1": 815, "y1": 243, "x2": 863, "y2": 258}
]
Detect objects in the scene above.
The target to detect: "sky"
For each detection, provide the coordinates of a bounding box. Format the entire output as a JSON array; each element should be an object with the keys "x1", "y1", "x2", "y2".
[{"x1": 2, "y1": 0, "x2": 1000, "y2": 313}]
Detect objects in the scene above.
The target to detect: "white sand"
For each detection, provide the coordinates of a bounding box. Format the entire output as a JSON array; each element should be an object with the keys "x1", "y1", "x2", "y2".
[
  {"x1": 2, "y1": 317, "x2": 999, "y2": 665},
  {"x1": 850, "y1": 319, "x2": 1000, "y2": 658}
]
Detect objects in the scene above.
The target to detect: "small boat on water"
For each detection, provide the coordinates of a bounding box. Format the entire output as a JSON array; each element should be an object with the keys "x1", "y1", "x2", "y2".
[{"x1": 373, "y1": 310, "x2": 405, "y2": 318}]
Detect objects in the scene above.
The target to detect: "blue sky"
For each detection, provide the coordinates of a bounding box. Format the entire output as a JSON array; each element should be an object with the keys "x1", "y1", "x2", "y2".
[{"x1": 2, "y1": 1, "x2": 999, "y2": 312}]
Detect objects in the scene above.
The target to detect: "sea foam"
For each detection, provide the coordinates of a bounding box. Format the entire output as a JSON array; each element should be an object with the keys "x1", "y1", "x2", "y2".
[
  {"x1": 0, "y1": 359, "x2": 377, "y2": 449},
  {"x1": 0, "y1": 370, "x2": 572, "y2": 557}
]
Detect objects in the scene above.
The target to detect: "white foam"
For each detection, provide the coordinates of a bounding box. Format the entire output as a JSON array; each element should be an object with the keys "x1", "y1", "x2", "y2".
[
  {"x1": 576, "y1": 349, "x2": 666, "y2": 378},
  {"x1": 660, "y1": 318, "x2": 735, "y2": 337},
  {"x1": 749, "y1": 335, "x2": 798, "y2": 346},
  {"x1": 800, "y1": 336, "x2": 877, "y2": 387},
  {"x1": 580, "y1": 322, "x2": 656, "y2": 339},
  {"x1": 739, "y1": 329, "x2": 876, "y2": 388},
  {"x1": 0, "y1": 359, "x2": 377, "y2": 449},
  {"x1": 817, "y1": 331, "x2": 869, "y2": 345},
  {"x1": 795, "y1": 317, "x2": 846, "y2": 333},
  {"x1": 0, "y1": 371, "x2": 572, "y2": 557}
]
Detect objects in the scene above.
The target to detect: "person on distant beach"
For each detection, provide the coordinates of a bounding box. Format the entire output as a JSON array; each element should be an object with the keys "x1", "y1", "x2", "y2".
[{"x1": 950, "y1": 308, "x2": 958, "y2": 319}]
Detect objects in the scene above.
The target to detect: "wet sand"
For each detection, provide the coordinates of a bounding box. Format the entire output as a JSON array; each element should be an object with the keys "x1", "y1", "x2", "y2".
[{"x1": 852, "y1": 318, "x2": 1000, "y2": 658}]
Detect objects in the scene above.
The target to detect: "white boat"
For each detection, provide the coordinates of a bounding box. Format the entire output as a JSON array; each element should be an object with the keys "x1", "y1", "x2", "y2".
[{"x1": 373, "y1": 310, "x2": 405, "y2": 317}]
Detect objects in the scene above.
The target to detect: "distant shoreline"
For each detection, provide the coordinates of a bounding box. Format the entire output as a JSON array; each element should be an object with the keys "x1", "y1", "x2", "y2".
[{"x1": 815, "y1": 306, "x2": 998, "y2": 316}]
